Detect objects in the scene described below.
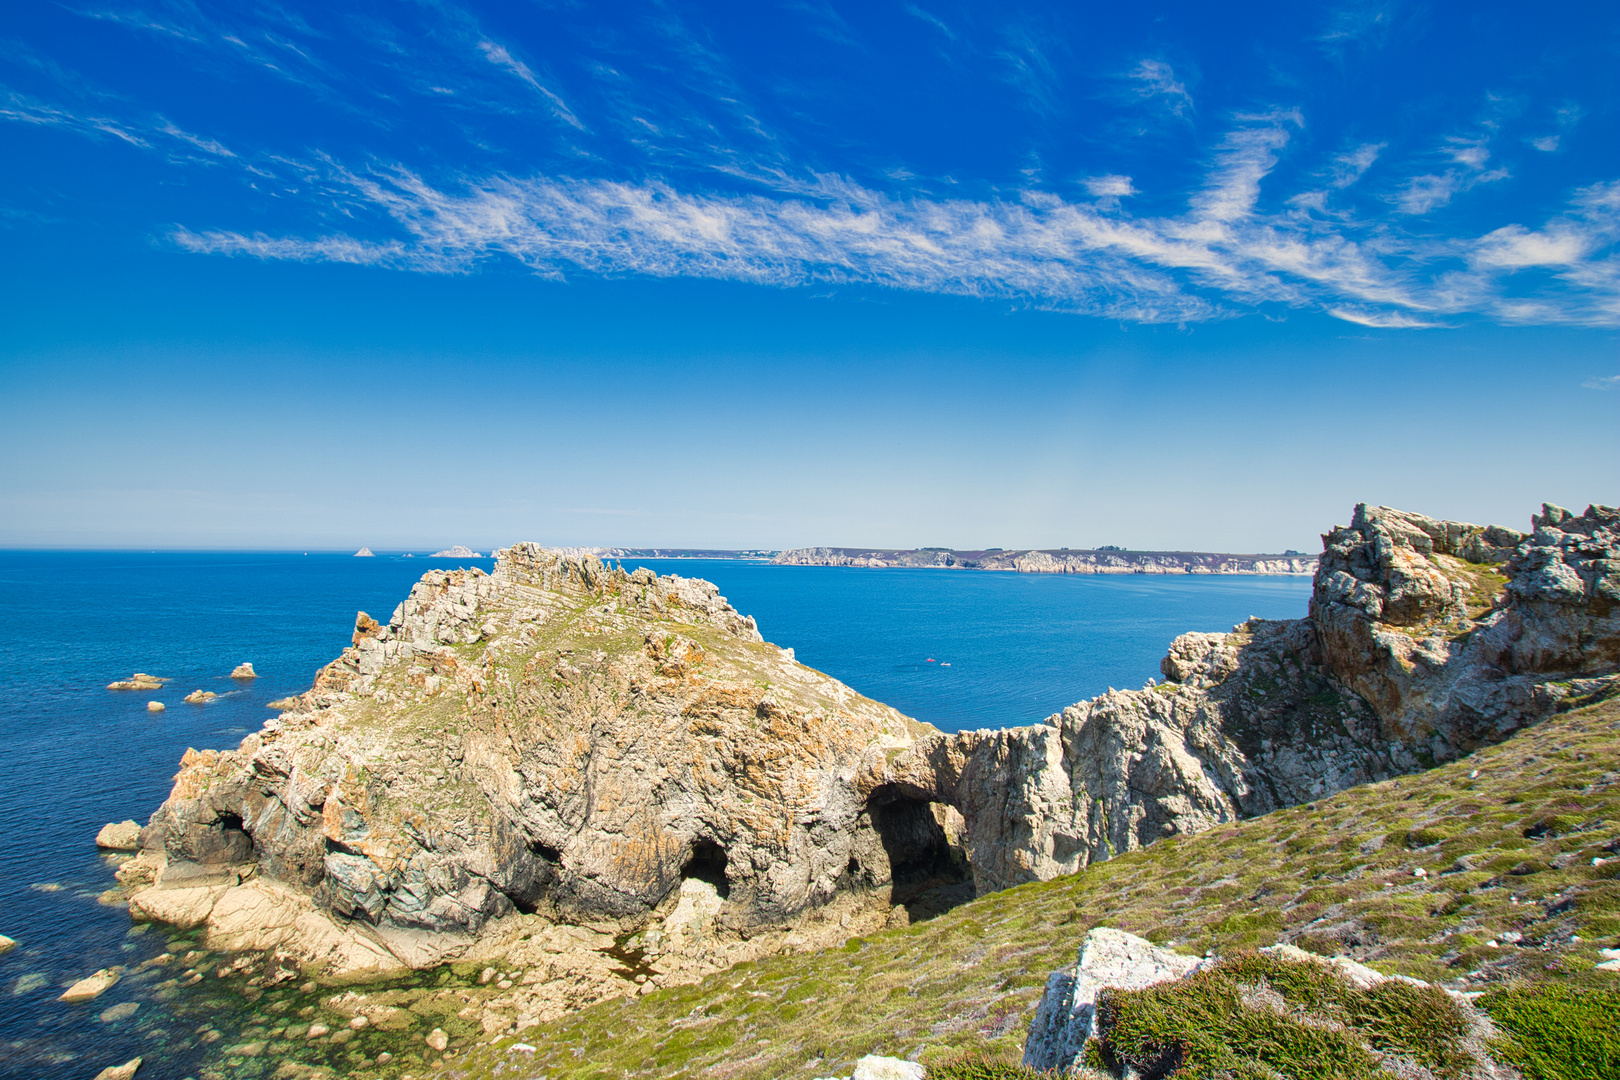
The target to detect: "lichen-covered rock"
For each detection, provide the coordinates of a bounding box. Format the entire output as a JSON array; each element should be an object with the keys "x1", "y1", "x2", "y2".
[{"x1": 132, "y1": 547, "x2": 942, "y2": 978}]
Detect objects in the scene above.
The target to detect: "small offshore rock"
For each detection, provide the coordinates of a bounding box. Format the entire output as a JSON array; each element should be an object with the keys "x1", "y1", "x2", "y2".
[
  {"x1": 60, "y1": 968, "x2": 122, "y2": 1003},
  {"x1": 851, "y1": 1056, "x2": 925, "y2": 1080},
  {"x1": 182, "y1": 690, "x2": 218, "y2": 704},
  {"x1": 146, "y1": 701, "x2": 164, "y2": 712},
  {"x1": 0, "y1": 934, "x2": 16, "y2": 955},
  {"x1": 95, "y1": 821, "x2": 142, "y2": 852},
  {"x1": 426, "y1": 1027, "x2": 449, "y2": 1051},
  {"x1": 107, "y1": 673, "x2": 167, "y2": 691},
  {"x1": 354, "y1": 548, "x2": 375, "y2": 558},
  {"x1": 92, "y1": 1058, "x2": 142, "y2": 1080},
  {"x1": 230, "y1": 663, "x2": 257, "y2": 680}
]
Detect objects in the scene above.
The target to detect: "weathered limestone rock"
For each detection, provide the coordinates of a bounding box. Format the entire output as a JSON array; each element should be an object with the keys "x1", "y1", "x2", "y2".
[
  {"x1": 147, "y1": 701, "x2": 164, "y2": 712},
  {"x1": 231, "y1": 663, "x2": 257, "y2": 679},
  {"x1": 95, "y1": 821, "x2": 142, "y2": 852},
  {"x1": 132, "y1": 548, "x2": 946, "y2": 988},
  {"x1": 108, "y1": 673, "x2": 167, "y2": 691},
  {"x1": 183, "y1": 690, "x2": 218, "y2": 704},
  {"x1": 92, "y1": 1058, "x2": 142, "y2": 1080},
  {"x1": 850, "y1": 1055, "x2": 925, "y2": 1080},
  {"x1": 879, "y1": 501, "x2": 1619, "y2": 893},
  {"x1": 425, "y1": 1028, "x2": 449, "y2": 1051},
  {"x1": 59, "y1": 967, "x2": 121, "y2": 1002},
  {"x1": 1023, "y1": 928, "x2": 1206, "y2": 1072}
]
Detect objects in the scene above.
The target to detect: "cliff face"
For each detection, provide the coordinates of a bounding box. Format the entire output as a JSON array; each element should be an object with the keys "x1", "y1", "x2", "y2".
[
  {"x1": 773, "y1": 546, "x2": 1317, "y2": 575},
  {"x1": 876, "y1": 501, "x2": 1620, "y2": 893},
  {"x1": 127, "y1": 547, "x2": 958, "y2": 982}
]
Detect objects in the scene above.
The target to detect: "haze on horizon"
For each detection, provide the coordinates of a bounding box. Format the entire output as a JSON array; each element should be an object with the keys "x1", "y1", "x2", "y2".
[{"x1": 0, "y1": 0, "x2": 1615, "y2": 555}]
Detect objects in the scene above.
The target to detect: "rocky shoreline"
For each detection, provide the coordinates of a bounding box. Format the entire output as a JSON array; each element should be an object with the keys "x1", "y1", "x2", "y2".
[
  {"x1": 772, "y1": 545, "x2": 1318, "y2": 575},
  {"x1": 99, "y1": 499, "x2": 1619, "y2": 1071}
]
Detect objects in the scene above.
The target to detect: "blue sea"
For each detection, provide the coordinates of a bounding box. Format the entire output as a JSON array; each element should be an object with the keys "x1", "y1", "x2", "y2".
[{"x1": 0, "y1": 551, "x2": 1311, "y2": 1079}]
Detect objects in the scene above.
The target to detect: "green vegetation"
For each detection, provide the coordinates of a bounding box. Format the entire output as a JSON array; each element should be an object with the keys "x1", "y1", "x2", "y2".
[
  {"x1": 432, "y1": 695, "x2": 1619, "y2": 1080},
  {"x1": 1482, "y1": 985, "x2": 1620, "y2": 1080},
  {"x1": 1088, "y1": 951, "x2": 1476, "y2": 1080}
]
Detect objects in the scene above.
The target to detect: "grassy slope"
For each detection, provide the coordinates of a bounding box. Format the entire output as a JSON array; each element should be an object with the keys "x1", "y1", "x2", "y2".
[{"x1": 443, "y1": 696, "x2": 1620, "y2": 1080}]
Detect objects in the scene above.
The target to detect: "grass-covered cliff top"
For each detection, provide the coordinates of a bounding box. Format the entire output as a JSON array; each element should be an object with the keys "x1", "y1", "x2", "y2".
[{"x1": 441, "y1": 695, "x2": 1620, "y2": 1080}]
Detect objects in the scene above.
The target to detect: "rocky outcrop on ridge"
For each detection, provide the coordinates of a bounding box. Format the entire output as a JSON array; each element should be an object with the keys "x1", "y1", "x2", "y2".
[
  {"x1": 873, "y1": 501, "x2": 1619, "y2": 893},
  {"x1": 774, "y1": 546, "x2": 1316, "y2": 575},
  {"x1": 124, "y1": 546, "x2": 961, "y2": 995}
]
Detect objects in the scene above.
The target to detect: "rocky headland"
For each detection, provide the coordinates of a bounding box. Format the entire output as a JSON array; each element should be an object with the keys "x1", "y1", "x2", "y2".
[
  {"x1": 772, "y1": 546, "x2": 1317, "y2": 575},
  {"x1": 111, "y1": 500, "x2": 1619, "y2": 1060}
]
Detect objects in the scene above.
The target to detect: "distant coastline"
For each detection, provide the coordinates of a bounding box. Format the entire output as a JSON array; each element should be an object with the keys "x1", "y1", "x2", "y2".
[
  {"x1": 770, "y1": 546, "x2": 1317, "y2": 575},
  {"x1": 595, "y1": 546, "x2": 1317, "y2": 575}
]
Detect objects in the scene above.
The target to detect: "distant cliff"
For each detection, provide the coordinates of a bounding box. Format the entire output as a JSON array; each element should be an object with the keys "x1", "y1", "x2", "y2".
[{"x1": 773, "y1": 546, "x2": 1317, "y2": 575}]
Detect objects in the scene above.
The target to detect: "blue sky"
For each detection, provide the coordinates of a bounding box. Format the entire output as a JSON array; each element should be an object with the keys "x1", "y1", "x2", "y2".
[{"x1": 1, "y1": 1, "x2": 1616, "y2": 551}]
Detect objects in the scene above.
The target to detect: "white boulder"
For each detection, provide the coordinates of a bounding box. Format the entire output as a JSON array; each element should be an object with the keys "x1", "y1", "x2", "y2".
[{"x1": 1022, "y1": 928, "x2": 1205, "y2": 1072}]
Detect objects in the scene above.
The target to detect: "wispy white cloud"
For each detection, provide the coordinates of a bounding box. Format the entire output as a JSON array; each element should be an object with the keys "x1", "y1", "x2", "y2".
[
  {"x1": 1127, "y1": 58, "x2": 1192, "y2": 118},
  {"x1": 1083, "y1": 175, "x2": 1135, "y2": 198},
  {"x1": 1317, "y1": 1, "x2": 1400, "y2": 51},
  {"x1": 1582, "y1": 375, "x2": 1620, "y2": 390},
  {"x1": 1329, "y1": 142, "x2": 1383, "y2": 188},
  {"x1": 475, "y1": 39, "x2": 583, "y2": 130},
  {"x1": 1532, "y1": 135, "x2": 1560, "y2": 153},
  {"x1": 153, "y1": 111, "x2": 1620, "y2": 329},
  {"x1": 1325, "y1": 306, "x2": 1443, "y2": 329}
]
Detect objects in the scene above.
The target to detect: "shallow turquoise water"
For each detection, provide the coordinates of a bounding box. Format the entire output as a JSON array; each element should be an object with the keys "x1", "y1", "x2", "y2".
[{"x1": 0, "y1": 551, "x2": 1310, "y2": 1078}]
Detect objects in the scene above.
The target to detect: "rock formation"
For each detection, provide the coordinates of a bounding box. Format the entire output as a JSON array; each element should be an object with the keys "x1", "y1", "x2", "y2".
[
  {"x1": 871, "y1": 501, "x2": 1619, "y2": 893},
  {"x1": 121, "y1": 501, "x2": 1617, "y2": 1023},
  {"x1": 183, "y1": 690, "x2": 218, "y2": 704},
  {"x1": 124, "y1": 547, "x2": 963, "y2": 996},
  {"x1": 354, "y1": 548, "x2": 375, "y2": 557},
  {"x1": 430, "y1": 546, "x2": 481, "y2": 558},
  {"x1": 96, "y1": 820, "x2": 142, "y2": 851},
  {"x1": 774, "y1": 546, "x2": 1316, "y2": 575},
  {"x1": 147, "y1": 701, "x2": 164, "y2": 712},
  {"x1": 108, "y1": 673, "x2": 167, "y2": 691},
  {"x1": 231, "y1": 663, "x2": 257, "y2": 679}
]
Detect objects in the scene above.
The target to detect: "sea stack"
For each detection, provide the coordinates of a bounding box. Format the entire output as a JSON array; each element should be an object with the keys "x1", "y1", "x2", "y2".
[
  {"x1": 354, "y1": 547, "x2": 375, "y2": 557},
  {"x1": 229, "y1": 663, "x2": 257, "y2": 679}
]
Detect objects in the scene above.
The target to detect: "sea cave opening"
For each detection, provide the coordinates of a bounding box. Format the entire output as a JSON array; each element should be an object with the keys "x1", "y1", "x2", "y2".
[
  {"x1": 860, "y1": 785, "x2": 974, "y2": 921},
  {"x1": 681, "y1": 839, "x2": 731, "y2": 900}
]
